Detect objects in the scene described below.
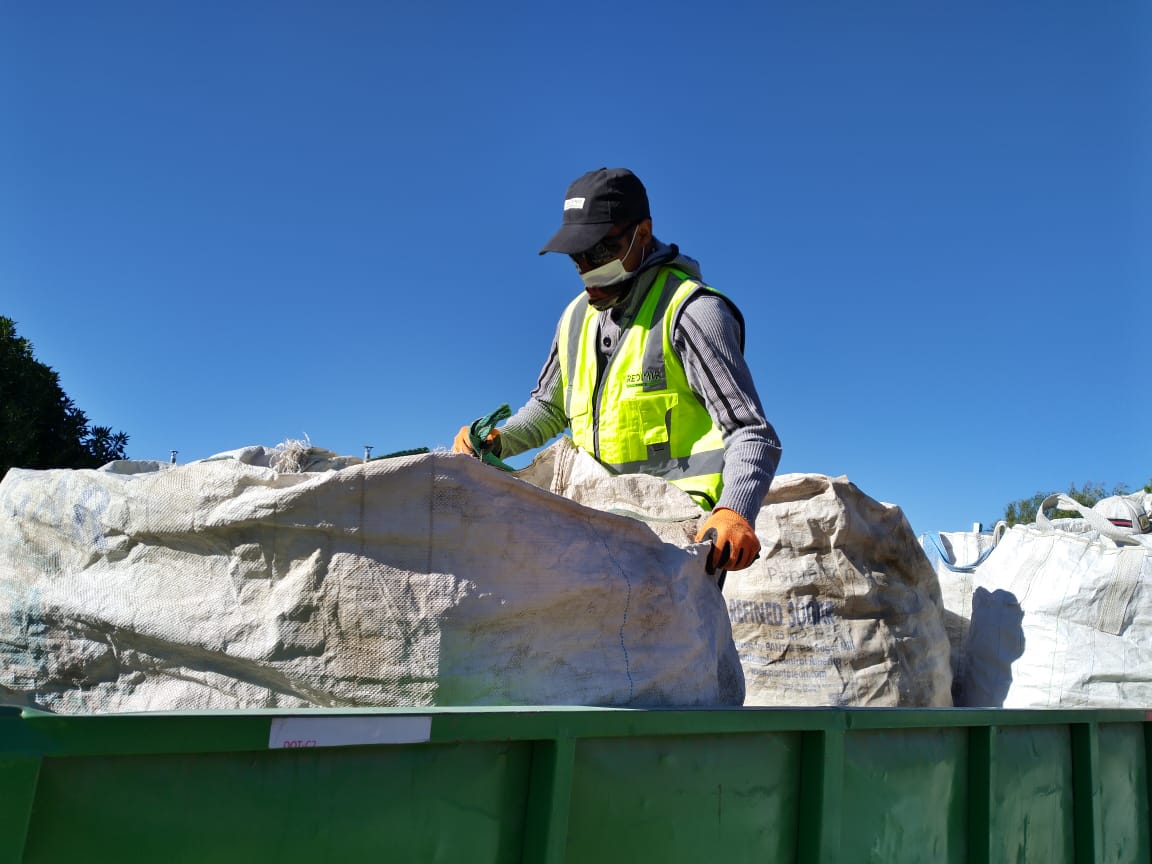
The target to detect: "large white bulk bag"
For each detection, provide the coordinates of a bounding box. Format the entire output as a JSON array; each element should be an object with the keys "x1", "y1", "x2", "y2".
[
  {"x1": 0, "y1": 443, "x2": 742, "y2": 713},
  {"x1": 919, "y1": 527, "x2": 998, "y2": 704},
  {"x1": 961, "y1": 494, "x2": 1152, "y2": 709},
  {"x1": 725, "y1": 474, "x2": 952, "y2": 707}
]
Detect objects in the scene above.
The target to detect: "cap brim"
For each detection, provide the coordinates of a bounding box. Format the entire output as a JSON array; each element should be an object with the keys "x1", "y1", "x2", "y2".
[{"x1": 538, "y1": 221, "x2": 614, "y2": 256}]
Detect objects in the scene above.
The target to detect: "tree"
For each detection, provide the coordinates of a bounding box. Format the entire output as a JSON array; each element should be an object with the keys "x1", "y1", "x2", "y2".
[
  {"x1": 1003, "y1": 479, "x2": 1137, "y2": 526},
  {"x1": 0, "y1": 316, "x2": 129, "y2": 478}
]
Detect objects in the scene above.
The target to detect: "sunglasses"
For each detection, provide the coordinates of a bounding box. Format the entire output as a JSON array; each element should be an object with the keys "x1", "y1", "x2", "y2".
[{"x1": 570, "y1": 224, "x2": 637, "y2": 268}]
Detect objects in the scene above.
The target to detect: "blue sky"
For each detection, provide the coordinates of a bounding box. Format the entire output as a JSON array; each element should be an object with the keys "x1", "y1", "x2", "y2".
[{"x1": 2, "y1": 2, "x2": 1148, "y2": 537}]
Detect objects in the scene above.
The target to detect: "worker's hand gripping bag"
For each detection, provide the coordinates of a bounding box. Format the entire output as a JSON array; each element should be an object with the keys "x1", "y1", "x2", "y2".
[
  {"x1": 722, "y1": 474, "x2": 953, "y2": 707},
  {"x1": 0, "y1": 440, "x2": 743, "y2": 712},
  {"x1": 960, "y1": 493, "x2": 1152, "y2": 709}
]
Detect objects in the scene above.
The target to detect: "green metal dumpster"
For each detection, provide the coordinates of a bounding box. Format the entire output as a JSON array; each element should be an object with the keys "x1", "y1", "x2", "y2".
[{"x1": 2, "y1": 705, "x2": 1149, "y2": 863}]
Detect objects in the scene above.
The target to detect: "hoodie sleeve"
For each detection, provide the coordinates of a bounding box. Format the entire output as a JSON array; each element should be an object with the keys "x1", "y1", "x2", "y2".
[
  {"x1": 495, "y1": 322, "x2": 570, "y2": 457},
  {"x1": 672, "y1": 292, "x2": 782, "y2": 524}
]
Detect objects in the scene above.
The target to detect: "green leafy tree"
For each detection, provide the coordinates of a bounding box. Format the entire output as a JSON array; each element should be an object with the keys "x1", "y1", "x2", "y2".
[
  {"x1": 0, "y1": 316, "x2": 129, "y2": 478},
  {"x1": 1003, "y1": 480, "x2": 1135, "y2": 526}
]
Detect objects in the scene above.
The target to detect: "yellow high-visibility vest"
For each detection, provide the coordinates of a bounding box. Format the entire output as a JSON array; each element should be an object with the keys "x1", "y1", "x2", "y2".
[{"x1": 557, "y1": 267, "x2": 729, "y2": 510}]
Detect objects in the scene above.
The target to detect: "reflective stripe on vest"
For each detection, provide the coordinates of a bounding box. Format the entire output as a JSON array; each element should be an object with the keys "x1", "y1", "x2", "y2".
[{"x1": 557, "y1": 268, "x2": 727, "y2": 509}]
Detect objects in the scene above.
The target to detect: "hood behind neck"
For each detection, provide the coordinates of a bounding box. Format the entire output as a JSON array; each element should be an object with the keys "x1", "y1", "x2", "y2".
[
  {"x1": 606, "y1": 237, "x2": 703, "y2": 320},
  {"x1": 637, "y1": 237, "x2": 702, "y2": 280}
]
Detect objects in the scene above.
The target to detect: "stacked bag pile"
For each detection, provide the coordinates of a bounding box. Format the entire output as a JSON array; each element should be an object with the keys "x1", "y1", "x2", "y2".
[{"x1": 2, "y1": 437, "x2": 958, "y2": 713}]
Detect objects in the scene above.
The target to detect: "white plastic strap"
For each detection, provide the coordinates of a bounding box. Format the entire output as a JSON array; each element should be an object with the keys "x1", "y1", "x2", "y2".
[
  {"x1": 1035, "y1": 494, "x2": 1141, "y2": 546},
  {"x1": 1096, "y1": 547, "x2": 1144, "y2": 636}
]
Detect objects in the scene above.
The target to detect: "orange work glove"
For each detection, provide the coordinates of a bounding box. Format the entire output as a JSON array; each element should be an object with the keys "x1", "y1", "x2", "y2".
[
  {"x1": 452, "y1": 426, "x2": 500, "y2": 457},
  {"x1": 694, "y1": 507, "x2": 760, "y2": 575}
]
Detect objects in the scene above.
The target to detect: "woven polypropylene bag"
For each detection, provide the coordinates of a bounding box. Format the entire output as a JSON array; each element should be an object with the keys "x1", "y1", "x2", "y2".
[
  {"x1": 724, "y1": 473, "x2": 952, "y2": 707},
  {"x1": 961, "y1": 497, "x2": 1152, "y2": 709},
  {"x1": 919, "y1": 528, "x2": 998, "y2": 704},
  {"x1": 0, "y1": 444, "x2": 742, "y2": 713}
]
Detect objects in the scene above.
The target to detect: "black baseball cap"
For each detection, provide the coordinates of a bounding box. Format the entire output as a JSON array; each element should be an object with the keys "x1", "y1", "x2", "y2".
[{"x1": 539, "y1": 167, "x2": 650, "y2": 255}]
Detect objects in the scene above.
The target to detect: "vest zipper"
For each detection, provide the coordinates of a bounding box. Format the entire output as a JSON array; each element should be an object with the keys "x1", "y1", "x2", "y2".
[{"x1": 591, "y1": 318, "x2": 615, "y2": 462}]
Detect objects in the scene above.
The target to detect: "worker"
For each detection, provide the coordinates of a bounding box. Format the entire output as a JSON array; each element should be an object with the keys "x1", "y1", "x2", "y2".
[{"x1": 453, "y1": 167, "x2": 781, "y2": 577}]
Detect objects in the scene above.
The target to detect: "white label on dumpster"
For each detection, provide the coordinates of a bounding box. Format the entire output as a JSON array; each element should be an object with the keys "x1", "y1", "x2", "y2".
[{"x1": 268, "y1": 716, "x2": 432, "y2": 749}]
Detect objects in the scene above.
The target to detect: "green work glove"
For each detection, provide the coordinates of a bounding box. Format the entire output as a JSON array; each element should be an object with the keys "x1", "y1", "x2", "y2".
[
  {"x1": 453, "y1": 426, "x2": 498, "y2": 456},
  {"x1": 453, "y1": 405, "x2": 514, "y2": 472}
]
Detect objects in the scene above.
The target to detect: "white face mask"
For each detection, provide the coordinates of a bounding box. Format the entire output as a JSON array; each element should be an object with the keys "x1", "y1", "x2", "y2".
[{"x1": 579, "y1": 226, "x2": 639, "y2": 290}]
